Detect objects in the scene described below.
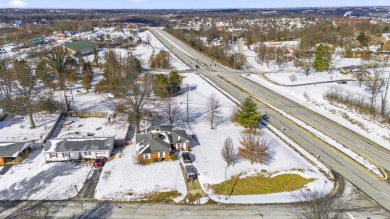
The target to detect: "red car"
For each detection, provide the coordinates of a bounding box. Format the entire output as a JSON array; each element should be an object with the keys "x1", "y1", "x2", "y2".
[{"x1": 93, "y1": 157, "x2": 105, "y2": 169}]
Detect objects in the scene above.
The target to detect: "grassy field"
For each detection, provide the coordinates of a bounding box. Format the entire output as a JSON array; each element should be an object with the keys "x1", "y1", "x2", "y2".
[
  {"x1": 140, "y1": 190, "x2": 181, "y2": 202},
  {"x1": 212, "y1": 173, "x2": 314, "y2": 195}
]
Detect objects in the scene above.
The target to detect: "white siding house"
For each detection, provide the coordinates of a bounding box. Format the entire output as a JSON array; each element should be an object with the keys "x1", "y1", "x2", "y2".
[{"x1": 44, "y1": 137, "x2": 115, "y2": 162}]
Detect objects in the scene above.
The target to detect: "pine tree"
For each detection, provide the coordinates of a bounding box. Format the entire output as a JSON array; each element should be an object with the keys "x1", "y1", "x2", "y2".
[
  {"x1": 238, "y1": 129, "x2": 274, "y2": 164},
  {"x1": 237, "y1": 96, "x2": 260, "y2": 128},
  {"x1": 314, "y1": 45, "x2": 331, "y2": 71},
  {"x1": 168, "y1": 70, "x2": 182, "y2": 95},
  {"x1": 153, "y1": 74, "x2": 169, "y2": 97}
]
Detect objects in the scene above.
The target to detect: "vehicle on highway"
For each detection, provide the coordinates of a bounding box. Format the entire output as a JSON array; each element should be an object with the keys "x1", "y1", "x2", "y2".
[
  {"x1": 337, "y1": 80, "x2": 348, "y2": 84},
  {"x1": 93, "y1": 157, "x2": 105, "y2": 169},
  {"x1": 195, "y1": 64, "x2": 200, "y2": 69}
]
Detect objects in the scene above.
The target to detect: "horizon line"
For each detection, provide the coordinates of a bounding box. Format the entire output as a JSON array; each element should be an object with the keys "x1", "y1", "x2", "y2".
[{"x1": 1, "y1": 5, "x2": 389, "y2": 10}]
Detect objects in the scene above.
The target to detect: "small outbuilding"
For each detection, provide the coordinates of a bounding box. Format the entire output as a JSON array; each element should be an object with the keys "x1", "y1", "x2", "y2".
[
  {"x1": 44, "y1": 137, "x2": 115, "y2": 162},
  {"x1": 0, "y1": 141, "x2": 34, "y2": 166}
]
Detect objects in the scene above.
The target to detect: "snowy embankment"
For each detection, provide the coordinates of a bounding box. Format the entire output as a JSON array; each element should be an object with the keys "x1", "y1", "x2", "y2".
[
  {"x1": 174, "y1": 74, "x2": 333, "y2": 204},
  {"x1": 135, "y1": 30, "x2": 190, "y2": 71},
  {"x1": 242, "y1": 74, "x2": 385, "y2": 178},
  {"x1": 0, "y1": 150, "x2": 91, "y2": 200},
  {"x1": 94, "y1": 146, "x2": 187, "y2": 202}
]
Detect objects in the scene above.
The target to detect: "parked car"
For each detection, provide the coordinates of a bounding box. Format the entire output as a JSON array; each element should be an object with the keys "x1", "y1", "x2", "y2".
[
  {"x1": 181, "y1": 152, "x2": 192, "y2": 164},
  {"x1": 184, "y1": 165, "x2": 197, "y2": 181},
  {"x1": 93, "y1": 157, "x2": 105, "y2": 169}
]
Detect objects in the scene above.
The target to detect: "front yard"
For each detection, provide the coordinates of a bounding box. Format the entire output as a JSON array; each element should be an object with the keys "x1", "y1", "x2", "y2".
[{"x1": 0, "y1": 149, "x2": 91, "y2": 200}]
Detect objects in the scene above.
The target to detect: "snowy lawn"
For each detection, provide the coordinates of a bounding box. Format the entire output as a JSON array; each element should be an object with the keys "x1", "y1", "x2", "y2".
[
  {"x1": 0, "y1": 112, "x2": 60, "y2": 143},
  {"x1": 56, "y1": 116, "x2": 129, "y2": 139},
  {"x1": 94, "y1": 145, "x2": 187, "y2": 202},
  {"x1": 172, "y1": 74, "x2": 333, "y2": 203},
  {"x1": 134, "y1": 30, "x2": 190, "y2": 71},
  {"x1": 0, "y1": 149, "x2": 91, "y2": 200},
  {"x1": 243, "y1": 73, "x2": 390, "y2": 150}
]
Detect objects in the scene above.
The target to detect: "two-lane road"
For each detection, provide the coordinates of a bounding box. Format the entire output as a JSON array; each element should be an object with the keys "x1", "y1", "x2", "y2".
[{"x1": 149, "y1": 27, "x2": 390, "y2": 211}]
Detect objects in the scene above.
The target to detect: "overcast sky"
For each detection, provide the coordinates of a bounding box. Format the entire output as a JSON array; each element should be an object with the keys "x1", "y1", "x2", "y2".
[{"x1": 0, "y1": 0, "x2": 388, "y2": 9}]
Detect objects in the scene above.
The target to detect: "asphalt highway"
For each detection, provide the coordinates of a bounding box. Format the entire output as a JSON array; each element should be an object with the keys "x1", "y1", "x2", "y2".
[{"x1": 149, "y1": 27, "x2": 390, "y2": 211}]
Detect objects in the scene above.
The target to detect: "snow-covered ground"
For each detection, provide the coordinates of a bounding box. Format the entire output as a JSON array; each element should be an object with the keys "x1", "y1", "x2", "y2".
[
  {"x1": 94, "y1": 73, "x2": 332, "y2": 204},
  {"x1": 0, "y1": 113, "x2": 60, "y2": 143},
  {"x1": 242, "y1": 44, "x2": 390, "y2": 149},
  {"x1": 0, "y1": 149, "x2": 91, "y2": 200},
  {"x1": 95, "y1": 145, "x2": 187, "y2": 202},
  {"x1": 174, "y1": 74, "x2": 333, "y2": 203},
  {"x1": 57, "y1": 116, "x2": 128, "y2": 139},
  {"x1": 134, "y1": 30, "x2": 190, "y2": 71}
]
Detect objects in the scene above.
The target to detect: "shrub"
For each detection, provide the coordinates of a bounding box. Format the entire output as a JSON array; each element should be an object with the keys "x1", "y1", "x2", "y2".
[
  {"x1": 170, "y1": 154, "x2": 178, "y2": 161},
  {"x1": 35, "y1": 96, "x2": 59, "y2": 113}
]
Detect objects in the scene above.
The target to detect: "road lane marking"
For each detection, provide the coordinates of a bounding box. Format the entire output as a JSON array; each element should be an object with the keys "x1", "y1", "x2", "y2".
[
  {"x1": 346, "y1": 212, "x2": 355, "y2": 219},
  {"x1": 381, "y1": 192, "x2": 390, "y2": 199}
]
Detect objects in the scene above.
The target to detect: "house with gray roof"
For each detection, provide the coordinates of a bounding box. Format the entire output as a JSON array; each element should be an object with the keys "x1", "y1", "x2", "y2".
[
  {"x1": 136, "y1": 126, "x2": 189, "y2": 161},
  {"x1": 0, "y1": 141, "x2": 33, "y2": 166},
  {"x1": 44, "y1": 137, "x2": 115, "y2": 162}
]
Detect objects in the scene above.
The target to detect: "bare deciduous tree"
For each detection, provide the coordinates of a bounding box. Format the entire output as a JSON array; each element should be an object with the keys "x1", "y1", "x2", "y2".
[
  {"x1": 291, "y1": 189, "x2": 348, "y2": 219},
  {"x1": 204, "y1": 93, "x2": 222, "y2": 129},
  {"x1": 46, "y1": 46, "x2": 76, "y2": 90},
  {"x1": 364, "y1": 60, "x2": 386, "y2": 108},
  {"x1": 0, "y1": 60, "x2": 13, "y2": 112},
  {"x1": 238, "y1": 129, "x2": 274, "y2": 164},
  {"x1": 12, "y1": 60, "x2": 38, "y2": 128},
  {"x1": 298, "y1": 59, "x2": 313, "y2": 76},
  {"x1": 161, "y1": 99, "x2": 183, "y2": 126},
  {"x1": 146, "y1": 34, "x2": 152, "y2": 49},
  {"x1": 221, "y1": 137, "x2": 236, "y2": 167},
  {"x1": 116, "y1": 78, "x2": 156, "y2": 134}
]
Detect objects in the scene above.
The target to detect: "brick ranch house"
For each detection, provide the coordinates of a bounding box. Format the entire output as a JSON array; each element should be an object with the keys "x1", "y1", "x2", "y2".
[
  {"x1": 136, "y1": 126, "x2": 189, "y2": 161},
  {"x1": 0, "y1": 141, "x2": 34, "y2": 165},
  {"x1": 44, "y1": 137, "x2": 115, "y2": 162}
]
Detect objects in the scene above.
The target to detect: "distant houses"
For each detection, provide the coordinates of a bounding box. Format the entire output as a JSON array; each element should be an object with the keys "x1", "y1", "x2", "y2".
[
  {"x1": 44, "y1": 137, "x2": 115, "y2": 162},
  {"x1": 0, "y1": 141, "x2": 34, "y2": 166}
]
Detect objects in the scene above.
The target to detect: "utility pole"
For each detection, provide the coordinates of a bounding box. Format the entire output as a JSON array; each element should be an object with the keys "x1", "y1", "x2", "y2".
[
  {"x1": 225, "y1": 166, "x2": 227, "y2": 200},
  {"x1": 186, "y1": 84, "x2": 189, "y2": 123}
]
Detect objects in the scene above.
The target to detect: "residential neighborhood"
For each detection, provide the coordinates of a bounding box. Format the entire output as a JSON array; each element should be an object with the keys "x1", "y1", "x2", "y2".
[{"x1": 0, "y1": 2, "x2": 390, "y2": 218}]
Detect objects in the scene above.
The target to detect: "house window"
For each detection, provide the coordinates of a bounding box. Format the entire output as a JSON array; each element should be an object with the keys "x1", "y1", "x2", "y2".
[
  {"x1": 144, "y1": 153, "x2": 150, "y2": 160},
  {"x1": 63, "y1": 153, "x2": 69, "y2": 158},
  {"x1": 159, "y1": 152, "x2": 165, "y2": 158},
  {"x1": 177, "y1": 143, "x2": 182, "y2": 149},
  {"x1": 50, "y1": 153, "x2": 57, "y2": 158}
]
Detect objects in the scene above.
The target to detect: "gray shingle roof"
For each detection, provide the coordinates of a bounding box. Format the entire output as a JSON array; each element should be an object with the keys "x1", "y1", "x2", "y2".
[
  {"x1": 44, "y1": 137, "x2": 114, "y2": 152},
  {"x1": 171, "y1": 130, "x2": 189, "y2": 143},
  {"x1": 136, "y1": 134, "x2": 171, "y2": 154},
  {"x1": 147, "y1": 125, "x2": 173, "y2": 133},
  {"x1": 136, "y1": 127, "x2": 189, "y2": 155},
  {"x1": 0, "y1": 141, "x2": 31, "y2": 158}
]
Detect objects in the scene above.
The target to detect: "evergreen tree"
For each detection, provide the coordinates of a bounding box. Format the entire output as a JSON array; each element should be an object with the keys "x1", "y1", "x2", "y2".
[
  {"x1": 314, "y1": 45, "x2": 331, "y2": 71},
  {"x1": 168, "y1": 70, "x2": 182, "y2": 95},
  {"x1": 237, "y1": 97, "x2": 260, "y2": 128},
  {"x1": 153, "y1": 74, "x2": 169, "y2": 97}
]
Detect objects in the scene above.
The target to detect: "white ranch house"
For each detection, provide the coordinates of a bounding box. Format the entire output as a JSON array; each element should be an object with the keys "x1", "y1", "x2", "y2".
[{"x1": 44, "y1": 137, "x2": 115, "y2": 162}]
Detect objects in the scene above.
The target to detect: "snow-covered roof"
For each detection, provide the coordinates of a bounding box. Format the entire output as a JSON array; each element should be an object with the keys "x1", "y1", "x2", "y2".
[
  {"x1": 44, "y1": 137, "x2": 115, "y2": 153},
  {"x1": 0, "y1": 141, "x2": 33, "y2": 158}
]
